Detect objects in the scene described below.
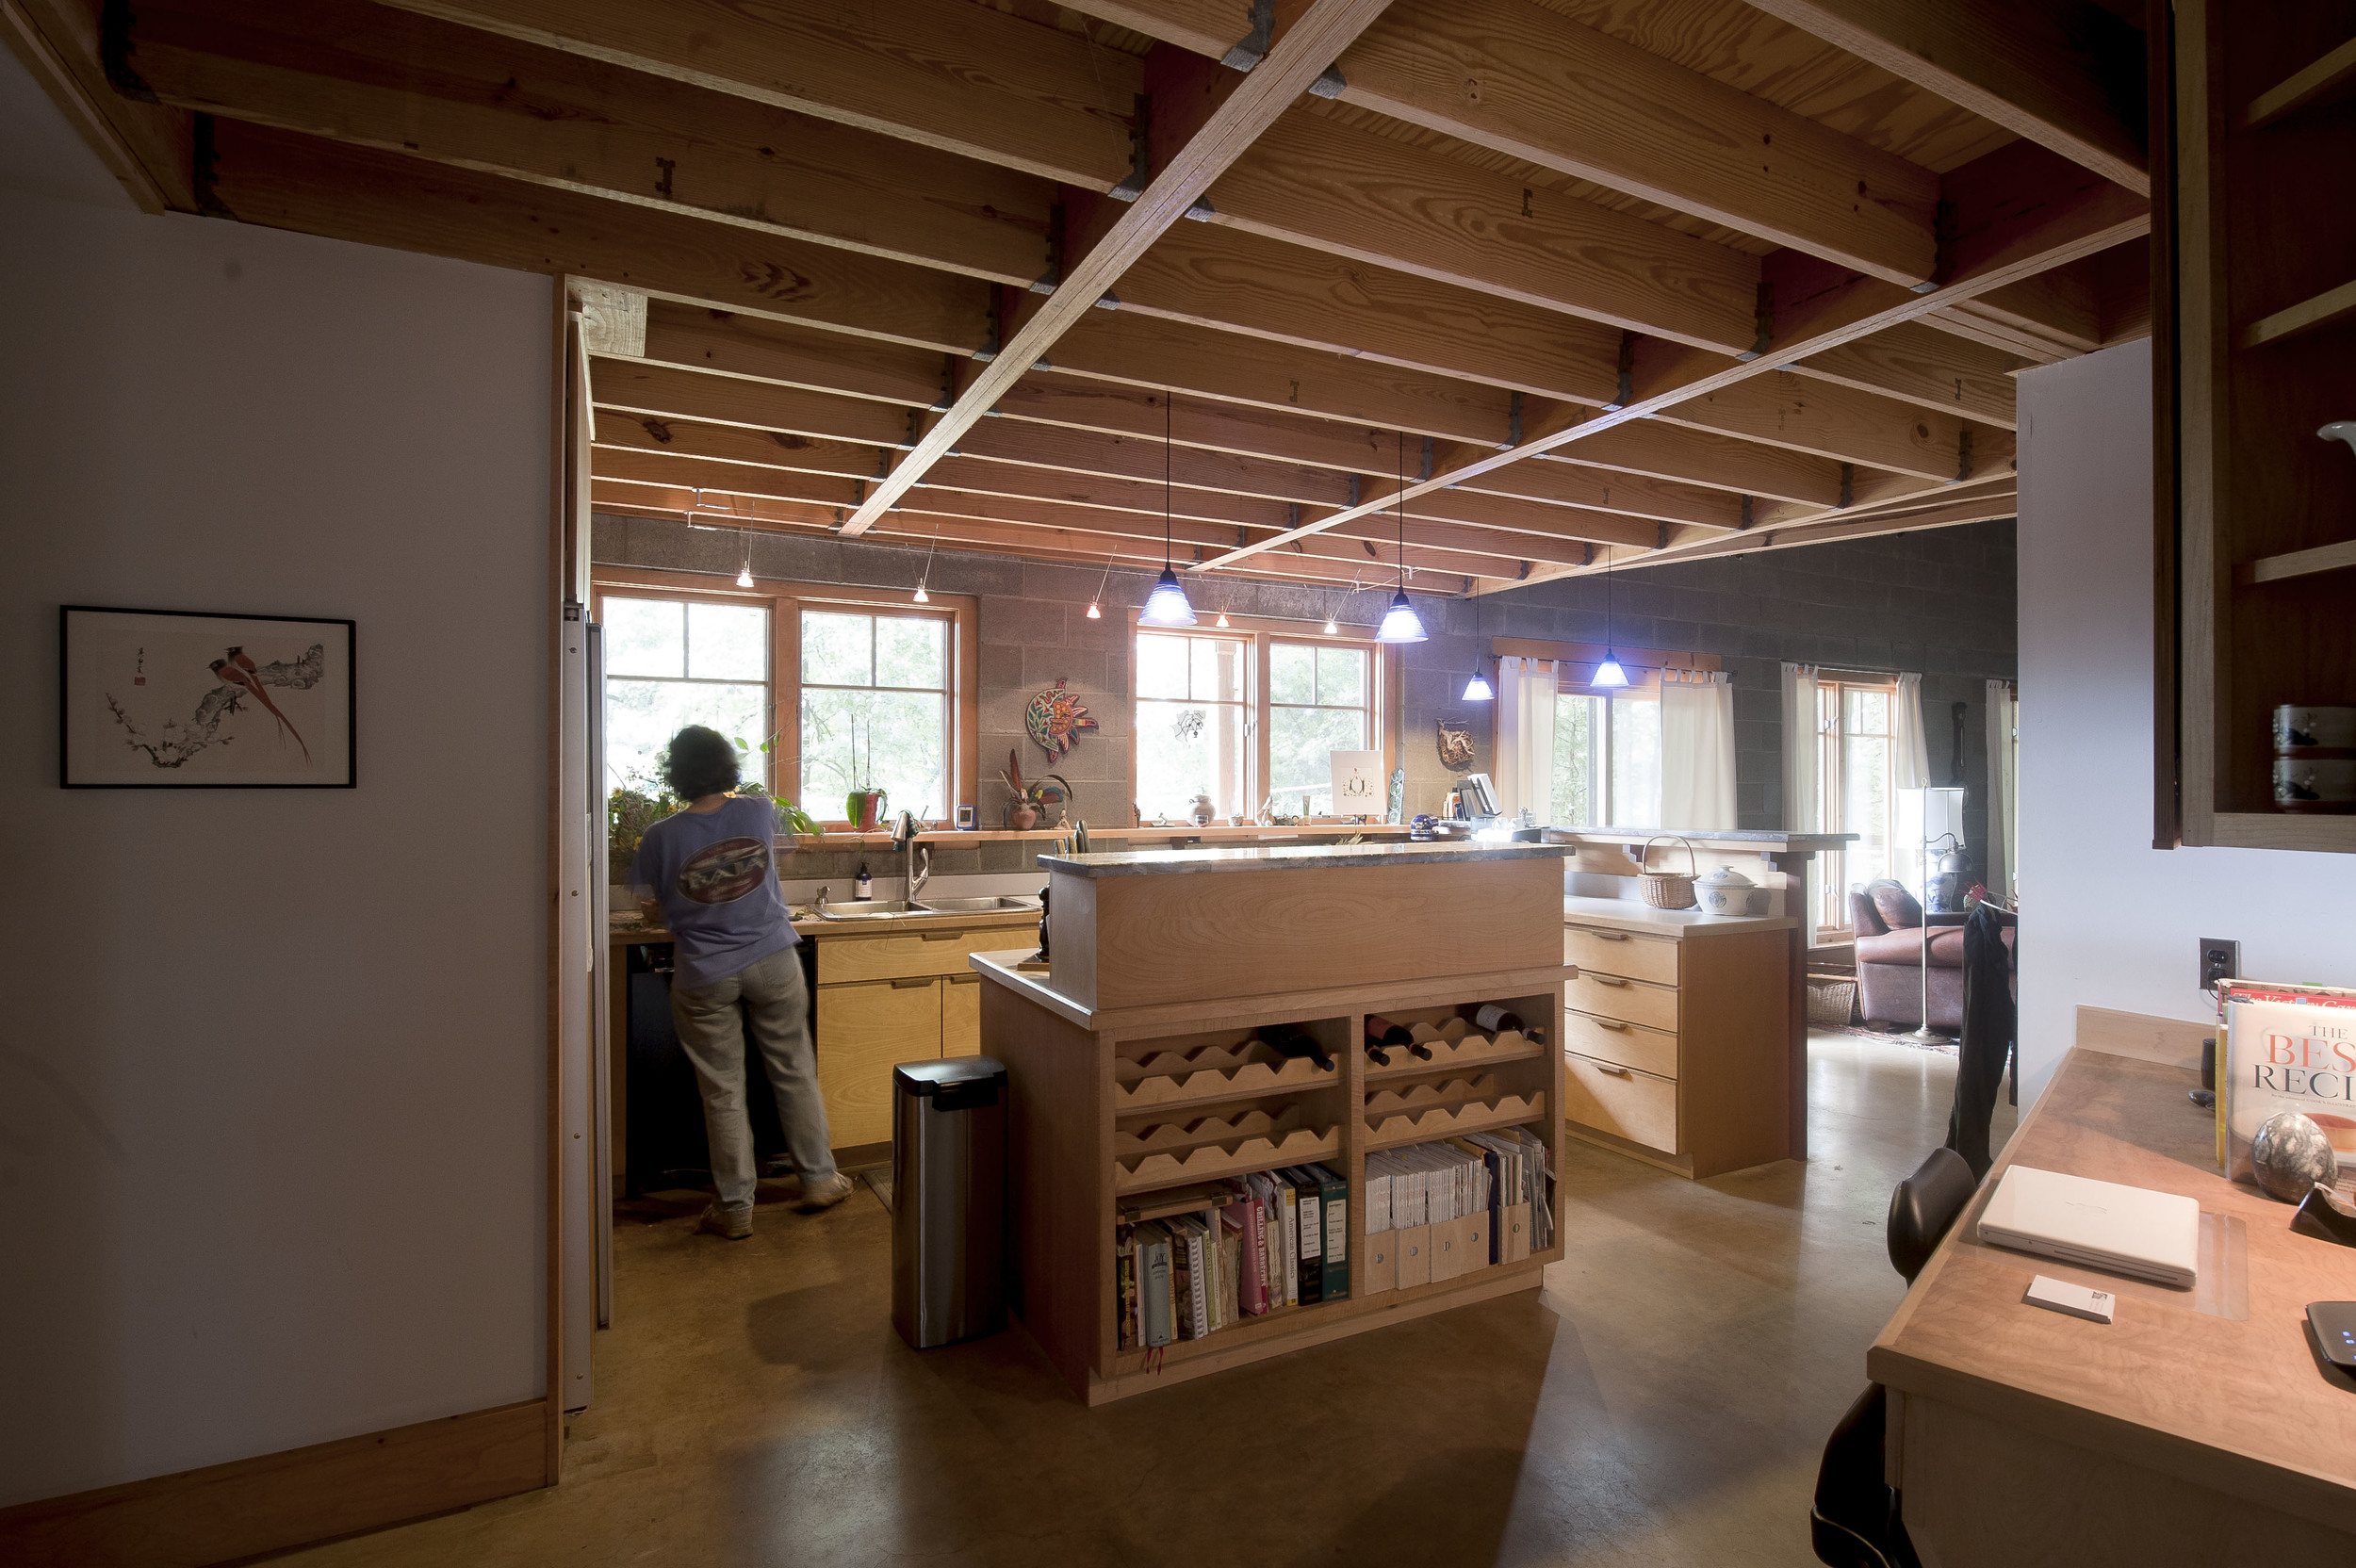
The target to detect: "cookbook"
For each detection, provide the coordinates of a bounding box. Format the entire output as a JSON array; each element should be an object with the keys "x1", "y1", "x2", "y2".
[{"x1": 2218, "y1": 981, "x2": 2356, "y2": 1186}]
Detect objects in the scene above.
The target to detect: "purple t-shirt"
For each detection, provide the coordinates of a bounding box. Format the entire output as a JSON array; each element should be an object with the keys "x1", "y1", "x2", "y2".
[{"x1": 629, "y1": 796, "x2": 797, "y2": 988}]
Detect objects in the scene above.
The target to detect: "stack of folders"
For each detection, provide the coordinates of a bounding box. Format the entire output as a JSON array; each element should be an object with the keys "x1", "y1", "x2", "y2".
[
  {"x1": 1117, "y1": 1164, "x2": 1349, "y2": 1351},
  {"x1": 1360, "y1": 1128, "x2": 1552, "y2": 1297}
]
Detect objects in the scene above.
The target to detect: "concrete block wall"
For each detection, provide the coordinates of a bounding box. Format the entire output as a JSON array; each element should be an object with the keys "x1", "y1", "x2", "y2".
[{"x1": 594, "y1": 513, "x2": 2017, "y2": 884}]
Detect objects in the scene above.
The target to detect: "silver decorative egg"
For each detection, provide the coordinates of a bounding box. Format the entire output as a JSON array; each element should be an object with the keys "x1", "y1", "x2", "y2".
[{"x1": 2250, "y1": 1111, "x2": 2339, "y2": 1202}]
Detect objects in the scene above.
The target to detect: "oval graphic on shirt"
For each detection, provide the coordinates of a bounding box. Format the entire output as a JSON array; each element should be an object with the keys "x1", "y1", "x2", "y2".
[{"x1": 677, "y1": 837, "x2": 769, "y2": 905}]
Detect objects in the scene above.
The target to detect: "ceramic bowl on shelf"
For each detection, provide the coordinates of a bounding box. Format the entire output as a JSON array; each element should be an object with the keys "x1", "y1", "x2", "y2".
[
  {"x1": 2273, "y1": 755, "x2": 2356, "y2": 811},
  {"x1": 1696, "y1": 865, "x2": 1770, "y2": 917},
  {"x1": 2274, "y1": 704, "x2": 2356, "y2": 754}
]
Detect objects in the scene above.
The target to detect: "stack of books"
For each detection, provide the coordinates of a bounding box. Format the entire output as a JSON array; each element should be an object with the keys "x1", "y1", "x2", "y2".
[
  {"x1": 1361, "y1": 1128, "x2": 1550, "y2": 1295},
  {"x1": 1116, "y1": 1164, "x2": 1349, "y2": 1350}
]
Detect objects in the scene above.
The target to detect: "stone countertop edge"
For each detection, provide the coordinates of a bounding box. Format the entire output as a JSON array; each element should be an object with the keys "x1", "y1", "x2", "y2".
[
  {"x1": 1035, "y1": 841, "x2": 1579, "y2": 877},
  {"x1": 1548, "y1": 827, "x2": 1857, "y2": 849},
  {"x1": 1562, "y1": 894, "x2": 1800, "y2": 938}
]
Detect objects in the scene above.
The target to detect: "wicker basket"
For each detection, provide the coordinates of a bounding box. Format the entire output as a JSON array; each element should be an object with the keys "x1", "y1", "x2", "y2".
[
  {"x1": 1806, "y1": 974, "x2": 1859, "y2": 1029},
  {"x1": 1637, "y1": 836, "x2": 1698, "y2": 909}
]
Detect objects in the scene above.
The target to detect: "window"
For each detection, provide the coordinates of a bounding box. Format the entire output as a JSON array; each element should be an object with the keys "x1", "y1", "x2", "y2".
[
  {"x1": 799, "y1": 609, "x2": 951, "y2": 820},
  {"x1": 1549, "y1": 692, "x2": 1661, "y2": 827},
  {"x1": 596, "y1": 571, "x2": 974, "y2": 826},
  {"x1": 1136, "y1": 630, "x2": 1252, "y2": 821},
  {"x1": 602, "y1": 595, "x2": 770, "y2": 794},
  {"x1": 1268, "y1": 642, "x2": 1370, "y2": 815},
  {"x1": 1814, "y1": 678, "x2": 1899, "y2": 939}
]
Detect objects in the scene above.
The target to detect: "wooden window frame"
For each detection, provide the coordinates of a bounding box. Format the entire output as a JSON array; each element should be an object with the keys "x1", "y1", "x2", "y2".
[
  {"x1": 1128, "y1": 612, "x2": 1396, "y2": 824},
  {"x1": 1812, "y1": 674, "x2": 1900, "y2": 943},
  {"x1": 590, "y1": 566, "x2": 978, "y2": 828}
]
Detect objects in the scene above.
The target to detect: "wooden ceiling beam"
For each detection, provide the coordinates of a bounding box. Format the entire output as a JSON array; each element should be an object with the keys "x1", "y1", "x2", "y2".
[
  {"x1": 1331, "y1": 0, "x2": 1940, "y2": 286},
  {"x1": 1115, "y1": 220, "x2": 1624, "y2": 404},
  {"x1": 592, "y1": 415, "x2": 888, "y2": 482},
  {"x1": 371, "y1": 0, "x2": 1141, "y2": 188},
  {"x1": 1742, "y1": 0, "x2": 2148, "y2": 196},
  {"x1": 1650, "y1": 371, "x2": 1997, "y2": 483},
  {"x1": 1203, "y1": 137, "x2": 2145, "y2": 571},
  {"x1": 640, "y1": 303, "x2": 950, "y2": 410},
  {"x1": 6, "y1": 0, "x2": 197, "y2": 212},
  {"x1": 110, "y1": 0, "x2": 1059, "y2": 287},
  {"x1": 591, "y1": 359, "x2": 916, "y2": 448},
  {"x1": 1534, "y1": 424, "x2": 1847, "y2": 511},
  {"x1": 843, "y1": 0, "x2": 1399, "y2": 534},
  {"x1": 596, "y1": 449, "x2": 865, "y2": 510},
  {"x1": 1201, "y1": 108, "x2": 1762, "y2": 353},
  {"x1": 194, "y1": 120, "x2": 991, "y2": 354},
  {"x1": 1787, "y1": 321, "x2": 2022, "y2": 430}
]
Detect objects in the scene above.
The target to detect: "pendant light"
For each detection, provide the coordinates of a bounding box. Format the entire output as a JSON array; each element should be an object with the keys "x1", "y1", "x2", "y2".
[
  {"x1": 1137, "y1": 390, "x2": 1197, "y2": 627},
  {"x1": 1593, "y1": 547, "x2": 1629, "y2": 688},
  {"x1": 736, "y1": 527, "x2": 755, "y2": 589},
  {"x1": 1375, "y1": 433, "x2": 1427, "y2": 643},
  {"x1": 1323, "y1": 590, "x2": 1338, "y2": 636},
  {"x1": 1086, "y1": 547, "x2": 1113, "y2": 619},
  {"x1": 912, "y1": 514, "x2": 938, "y2": 603},
  {"x1": 1462, "y1": 583, "x2": 1494, "y2": 701}
]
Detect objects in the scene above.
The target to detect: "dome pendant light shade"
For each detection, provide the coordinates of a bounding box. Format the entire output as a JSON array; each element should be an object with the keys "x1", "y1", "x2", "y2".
[
  {"x1": 1376, "y1": 587, "x2": 1426, "y2": 643},
  {"x1": 1086, "y1": 600, "x2": 1103, "y2": 619},
  {"x1": 1141, "y1": 565, "x2": 1197, "y2": 627},
  {"x1": 911, "y1": 583, "x2": 929, "y2": 603},
  {"x1": 1592, "y1": 651, "x2": 1629, "y2": 688},
  {"x1": 1463, "y1": 667, "x2": 1494, "y2": 701},
  {"x1": 1138, "y1": 389, "x2": 1196, "y2": 628},
  {"x1": 736, "y1": 563, "x2": 755, "y2": 588},
  {"x1": 1214, "y1": 608, "x2": 1231, "y2": 629}
]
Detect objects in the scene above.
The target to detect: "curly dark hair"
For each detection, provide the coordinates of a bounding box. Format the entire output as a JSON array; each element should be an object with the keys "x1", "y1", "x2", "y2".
[{"x1": 661, "y1": 726, "x2": 742, "y2": 801}]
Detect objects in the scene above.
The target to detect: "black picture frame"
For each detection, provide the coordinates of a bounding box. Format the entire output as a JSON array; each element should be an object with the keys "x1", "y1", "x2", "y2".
[{"x1": 59, "y1": 605, "x2": 357, "y2": 789}]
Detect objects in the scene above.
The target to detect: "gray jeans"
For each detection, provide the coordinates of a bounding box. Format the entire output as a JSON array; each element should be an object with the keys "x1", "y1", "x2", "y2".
[{"x1": 668, "y1": 946, "x2": 836, "y2": 1210}]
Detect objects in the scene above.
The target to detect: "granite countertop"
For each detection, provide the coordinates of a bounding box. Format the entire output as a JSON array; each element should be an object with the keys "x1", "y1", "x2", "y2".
[
  {"x1": 1562, "y1": 893, "x2": 1798, "y2": 938},
  {"x1": 609, "y1": 903, "x2": 1039, "y2": 941},
  {"x1": 1547, "y1": 827, "x2": 1856, "y2": 851},
  {"x1": 1037, "y1": 841, "x2": 1576, "y2": 878}
]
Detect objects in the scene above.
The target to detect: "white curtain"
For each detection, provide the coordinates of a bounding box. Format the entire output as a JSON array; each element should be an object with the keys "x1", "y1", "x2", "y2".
[
  {"x1": 1986, "y1": 678, "x2": 2017, "y2": 904},
  {"x1": 1780, "y1": 662, "x2": 1821, "y2": 931},
  {"x1": 1661, "y1": 672, "x2": 1735, "y2": 827},
  {"x1": 1892, "y1": 671, "x2": 1929, "y2": 791},
  {"x1": 1493, "y1": 656, "x2": 1557, "y2": 822}
]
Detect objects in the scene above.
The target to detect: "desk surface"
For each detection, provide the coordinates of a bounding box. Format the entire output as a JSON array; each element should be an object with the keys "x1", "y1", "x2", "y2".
[{"x1": 1870, "y1": 1048, "x2": 2356, "y2": 1532}]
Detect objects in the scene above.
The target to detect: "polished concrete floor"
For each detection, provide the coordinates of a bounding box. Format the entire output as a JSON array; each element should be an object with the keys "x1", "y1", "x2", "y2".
[{"x1": 286, "y1": 1034, "x2": 2012, "y2": 1568}]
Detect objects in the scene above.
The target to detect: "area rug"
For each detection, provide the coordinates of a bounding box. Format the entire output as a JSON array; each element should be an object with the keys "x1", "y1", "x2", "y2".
[{"x1": 1834, "y1": 1023, "x2": 1959, "y2": 1054}]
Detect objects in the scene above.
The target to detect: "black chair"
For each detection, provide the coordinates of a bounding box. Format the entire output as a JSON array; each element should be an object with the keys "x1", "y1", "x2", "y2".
[{"x1": 1809, "y1": 1148, "x2": 1976, "y2": 1568}]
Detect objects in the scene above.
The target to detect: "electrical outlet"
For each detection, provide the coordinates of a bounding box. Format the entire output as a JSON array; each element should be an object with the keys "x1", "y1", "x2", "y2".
[{"x1": 2199, "y1": 938, "x2": 2241, "y2": 993}]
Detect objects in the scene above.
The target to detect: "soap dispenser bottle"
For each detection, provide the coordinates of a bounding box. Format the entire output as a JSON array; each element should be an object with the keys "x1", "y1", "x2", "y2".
[{"x1": 854, "y1": 861, "x2": 872, "y2": 900}]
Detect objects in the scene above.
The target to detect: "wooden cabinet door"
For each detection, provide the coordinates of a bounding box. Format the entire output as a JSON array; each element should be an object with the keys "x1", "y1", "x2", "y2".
[
  {"x1": 816, "y1": 976, "x2": 942, "y2": 1149},
  {"x1": 941, "y1": 971, "x2": 982, "y2": 1057}
]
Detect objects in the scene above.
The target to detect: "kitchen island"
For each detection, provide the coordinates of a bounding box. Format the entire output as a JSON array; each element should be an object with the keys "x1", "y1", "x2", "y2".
[{"x1": 973, "y1": 841, "x2": 1573, "y2": 1403}]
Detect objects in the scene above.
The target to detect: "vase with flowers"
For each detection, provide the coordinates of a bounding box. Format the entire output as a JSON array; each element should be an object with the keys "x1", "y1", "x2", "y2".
[{"x1": 999, "y1": 748, "x2": 1071, "y2": 831}]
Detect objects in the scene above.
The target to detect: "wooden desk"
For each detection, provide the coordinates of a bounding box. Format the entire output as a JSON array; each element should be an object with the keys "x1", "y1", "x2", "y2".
[{"x1": 1870, "y1": 1048, "x2": 2356, "y2": 1562}]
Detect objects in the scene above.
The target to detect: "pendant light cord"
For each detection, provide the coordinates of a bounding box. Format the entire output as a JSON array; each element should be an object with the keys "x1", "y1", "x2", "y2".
[
  {"x1": 1397, "y1": 431, "x2": 1407, "y2": 586},
  {"x1": 1163, "y1": 390, "x2": 1173, "y2": 569}
]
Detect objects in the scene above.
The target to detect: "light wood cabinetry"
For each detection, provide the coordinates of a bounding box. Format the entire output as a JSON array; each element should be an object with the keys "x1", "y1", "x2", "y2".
[
  {"x1": 942, "y1": 971, "x2": 981, "y2": 1057},
  {"x1": 2156, "y1": 0, "x2": 2356, "y2": 855},
  {"x1": 815, "y1": 976, "x2": 941, "y2": 1149},
  {"x1": 1560, "y1": 910, "x2": 1792, "y2": 1180}
]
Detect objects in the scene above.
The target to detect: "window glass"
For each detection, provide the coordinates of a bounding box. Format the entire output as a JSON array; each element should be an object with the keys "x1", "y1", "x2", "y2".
[
  {"x1": 1136, "y1": 632, "x2": 1253, "y2": 821},
  {"x1": 1268, "y1": 640, "x2": 1370, "y2": 816},
  {"x1": 1268, "y1": 643, "x2": 1316, "y2": 704},
  {"x1": 1550, "y1": 694, "x2": 1599, "y2": 826},
  {"x1": 600, "y1": 596, "x2": 768, "y2": 794},
  {"x1": 1318, "y1": 645, "x2": 1366, "y2": 706},
  {"x1": 800, "y1": 609, "x2": 951, "y2": 819},
  {"x1": 1136, "y1": 633, "x2": 1190, "y2": 699},
  {"x1": 1608, "y1": 694, "x2": 1661, "y2": 827}
]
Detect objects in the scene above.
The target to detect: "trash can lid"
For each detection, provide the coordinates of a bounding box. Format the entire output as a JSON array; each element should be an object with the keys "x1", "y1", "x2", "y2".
[{"x1": 893, "y1": 1056, "x2": 1007, "y2": 1096}]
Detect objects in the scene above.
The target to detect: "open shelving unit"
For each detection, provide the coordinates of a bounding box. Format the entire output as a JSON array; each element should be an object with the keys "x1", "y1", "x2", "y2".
[{"x1": 2159, "y1": 4, "x2": 2356, "y2": 854}]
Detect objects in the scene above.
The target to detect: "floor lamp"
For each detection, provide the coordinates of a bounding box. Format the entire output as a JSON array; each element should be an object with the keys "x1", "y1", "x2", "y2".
[{"x1": 1907, "y1": 785, "x2": 1967, "y2": 1043}]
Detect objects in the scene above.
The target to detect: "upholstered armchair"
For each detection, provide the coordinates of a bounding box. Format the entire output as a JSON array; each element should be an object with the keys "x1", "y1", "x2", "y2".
[{"x1": 1849, "y1": 880, "x2": 2014, "y2": 1032}]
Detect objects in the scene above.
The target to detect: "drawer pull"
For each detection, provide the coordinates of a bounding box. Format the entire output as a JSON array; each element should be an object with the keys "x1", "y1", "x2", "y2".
[
  {"x1": 920, "y1": 930, "x2": 960, "y2": 941},
  {"x1": 1594, "y1": 1018, "x2": 1632, "y2": 1032},
  {"x1": 947, "y1": 972, "x2": 979, "y2": 985},
  {"x1": 1593, "y1": 1061, "x2": 1633, "y2": 1076},
  {"x1": 1582, "y1": 929, "x2": 1631, "y2": 941},
  {"x1": 1589, "y1": 974, "x2": 1631, "y2": 988},
  {"x1": 890, "y1": 975, "x2": 935, "y2": 988}
]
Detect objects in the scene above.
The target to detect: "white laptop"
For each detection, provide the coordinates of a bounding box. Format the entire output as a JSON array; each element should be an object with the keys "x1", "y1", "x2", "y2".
[{"x1": 1977, "y1": 1166, "x2": 2201, "y2": 1288}]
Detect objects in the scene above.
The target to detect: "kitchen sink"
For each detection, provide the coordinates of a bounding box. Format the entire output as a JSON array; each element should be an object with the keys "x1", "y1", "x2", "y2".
[
  {"x1": 913, "y1": 895, "x2": 1040, "y2": 913},
  {"x1": 809, "y1": 900, "x2": 926, "y2": 920}
]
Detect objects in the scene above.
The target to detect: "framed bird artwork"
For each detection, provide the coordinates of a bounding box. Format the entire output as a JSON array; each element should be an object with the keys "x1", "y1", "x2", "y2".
[{"x1": 60, "y1": 606, "x2": 355, "y2": 787}]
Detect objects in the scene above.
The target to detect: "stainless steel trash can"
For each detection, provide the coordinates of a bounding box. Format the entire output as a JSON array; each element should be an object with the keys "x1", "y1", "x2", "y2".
[{"x1": 891, "y1": 1056, "x2": 1007, "y2": 1349}]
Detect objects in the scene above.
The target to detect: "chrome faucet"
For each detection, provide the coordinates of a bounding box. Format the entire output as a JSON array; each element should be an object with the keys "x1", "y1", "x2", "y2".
[{"x1": 892, "y1": 810, "x2": 932, "y2": 903}]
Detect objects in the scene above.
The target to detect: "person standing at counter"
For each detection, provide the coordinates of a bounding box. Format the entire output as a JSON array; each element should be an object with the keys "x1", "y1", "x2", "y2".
[{"x1": 630, "y1": 725, "x2": 853, "y2": 1237}]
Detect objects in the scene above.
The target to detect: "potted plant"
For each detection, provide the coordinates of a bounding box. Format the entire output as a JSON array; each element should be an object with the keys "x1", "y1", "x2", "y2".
[
  {"x1": 843, "y1": 720, "x2": 887, "y2": 830},
  {"x1": 1000, "y1": 749, "x2": 1072, "y2": 830},
  {"x1": 736, "y1": 780, "x2": 825, "y2": 849}
]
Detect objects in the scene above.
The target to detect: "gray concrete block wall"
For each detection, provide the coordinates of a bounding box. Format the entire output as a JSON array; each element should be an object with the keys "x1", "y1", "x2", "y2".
[{"x1": 595, "y1": 513, "x2": 2017, "y2": 886}]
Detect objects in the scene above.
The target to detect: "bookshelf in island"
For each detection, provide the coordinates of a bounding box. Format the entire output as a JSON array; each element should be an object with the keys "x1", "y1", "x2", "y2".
[{"x1": 970, "y1": 841, "x2": 1573, "y2": 1404}]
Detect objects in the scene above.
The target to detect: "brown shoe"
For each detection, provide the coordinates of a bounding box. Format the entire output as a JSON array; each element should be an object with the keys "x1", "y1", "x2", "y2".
[
  {"x1": 698, "y1": 1202, "x2": 752, "y2": 1240},
  {"x1": 794, "y1": 1173, "x2": 856, "y2": 1213}
]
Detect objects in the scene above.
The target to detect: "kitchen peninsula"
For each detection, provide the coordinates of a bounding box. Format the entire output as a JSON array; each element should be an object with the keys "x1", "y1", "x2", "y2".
[{"x1": 973, "y1": 840, "x2": 1574, "y2": 1402}]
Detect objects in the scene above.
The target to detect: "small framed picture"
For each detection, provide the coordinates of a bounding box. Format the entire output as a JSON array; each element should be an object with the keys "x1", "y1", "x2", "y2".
[{"x1": 60, "y1": 605, "x2": 355, "y2": 788}]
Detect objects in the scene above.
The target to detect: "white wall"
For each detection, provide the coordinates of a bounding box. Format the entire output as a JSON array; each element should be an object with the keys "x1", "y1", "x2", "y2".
[
  {"x1": 2016, "y1": 340, "x2": 2355, "y2": 1106},
  {"x1": 0, "y1": 65, "x2": 550, "y2": 1503}
]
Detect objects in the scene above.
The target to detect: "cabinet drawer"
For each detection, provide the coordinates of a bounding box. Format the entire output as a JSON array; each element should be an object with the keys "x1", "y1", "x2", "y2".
[
  {"x1": 816, "y1": 976, "x2": 943, "y2": 1147},
  {"x1": 1561, "y1": 1011, "x2": 1677, "y2": 1079},
  {"x1": 818, "y1": 925, "x2": 1013, "y2": 984},
  {"x1": 1564, "y1": 1051, "x2": 1677, "y2": 1155},
  {"x1": 1563, "y1": 923, "x2": 1678, "y2": 987},
  {"x1": 1566, "y1": 970, "x2": 1677, "y2": 1031}
]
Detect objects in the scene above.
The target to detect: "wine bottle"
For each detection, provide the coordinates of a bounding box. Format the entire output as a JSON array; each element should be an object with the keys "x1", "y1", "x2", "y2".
[
  {"x1": 1364, "y1": 1040, "x2": 1393, "y2": 1068},
  {"x1": 1365, "y1": 1015, "x2": 1414, "y2": 1046},
  {"x1": 1465, "y1": 1002, "x2": 1543, "y2": 1042},
  {"x1": 1256, "y1": 1023, "x2": 1334, "y2": 1071}
]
